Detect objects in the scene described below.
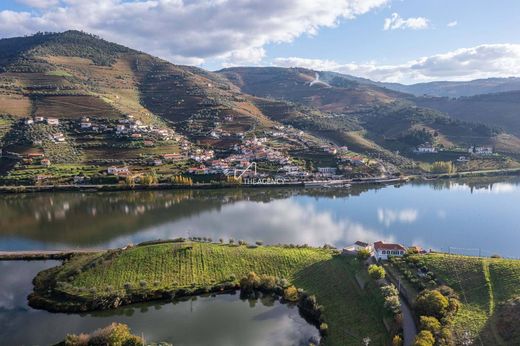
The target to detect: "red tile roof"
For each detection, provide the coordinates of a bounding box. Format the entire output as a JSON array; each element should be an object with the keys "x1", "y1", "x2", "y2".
[{"x1": 374, "y1": 241, "x2": 406, "y2": 251}]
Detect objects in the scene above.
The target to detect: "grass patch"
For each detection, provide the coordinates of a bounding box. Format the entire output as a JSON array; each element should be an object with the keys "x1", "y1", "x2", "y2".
[{"x1": 45, "y1": 70, "x2": 73, "y2": 78}]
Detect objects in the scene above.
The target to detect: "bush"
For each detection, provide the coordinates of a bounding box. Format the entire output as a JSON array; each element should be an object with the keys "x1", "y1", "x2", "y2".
[
  {"x1": 357, "y1": 248, "x2": 371, "y2": 260},
  {"x1": 240, "y1": 272, "x2": 260, "y2": 293},
  {"x1": 319, "y1": 322, "x2": 328, "y2": 335},
  {"x1": 419, "y1": 316, "x2": 441, "y2": 335},
  {"x1": 368, "y1": 264, "x2": 386, "y2": 280},
  {"x1": 64, "y1": 323, "x2": 143, "y2": 346},
  {"x1": 283, "y1": 285, "x2": 300, "y2": 302},
  {"x1": 392, "y1": 335, "x2": 403, "y2": 346},
  {"x1": 413, "y1": 330, "x2": 435, "y2": 346},
  {"x1": 381, "y1": 284, "x2": 399, "y2": 298},
  {"x1": 384, "y1": 295, "x2": 401, "y2": 314},
  {"x1": 415, "y1": 290, "x2": 449, "y2": 320}
]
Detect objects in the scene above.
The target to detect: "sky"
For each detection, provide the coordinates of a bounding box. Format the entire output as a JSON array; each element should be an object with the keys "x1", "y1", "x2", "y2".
[{"x1": 1, "y1": 0, "x2": 520, "y2": 84}]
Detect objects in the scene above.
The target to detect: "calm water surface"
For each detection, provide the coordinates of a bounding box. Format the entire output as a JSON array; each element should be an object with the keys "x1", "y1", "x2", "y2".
[
  {"x1": 0, "y1": 261, "x2": 319, "y2": 345},
  {"x1": 1, "y1": 177, "x2": 520, "y2": 257}
]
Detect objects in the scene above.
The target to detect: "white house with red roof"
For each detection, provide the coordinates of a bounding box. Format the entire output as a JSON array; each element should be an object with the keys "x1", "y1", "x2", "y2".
[{"x1": 373, "y1": 241, "x2": 407, "y2": 261}]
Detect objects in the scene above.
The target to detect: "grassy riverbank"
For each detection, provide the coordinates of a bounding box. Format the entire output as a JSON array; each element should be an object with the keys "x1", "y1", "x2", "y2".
[
  {"x1": 409, "y1": 253, "x2": 520, "y2": 345},
  {"x1": 30, "y1": 242, "x2": 388, "y2": 345}
]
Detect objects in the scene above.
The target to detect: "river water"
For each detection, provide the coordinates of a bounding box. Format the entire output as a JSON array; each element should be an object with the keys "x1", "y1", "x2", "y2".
[
  {"x1": 1, "y1": 177, "x2": 520, "y2": 257},
  {"x1": 0, "y1": 261, "x2": 319, "y2": 345}
]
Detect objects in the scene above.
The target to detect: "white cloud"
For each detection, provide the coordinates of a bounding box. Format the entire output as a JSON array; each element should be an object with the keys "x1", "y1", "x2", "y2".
[
  {"x1": 106, "y1": 199, "x2": 395, "y2": 248},
  {"x1": 447, "y1": 20, "x2": 458, "y2": 28},
  {"x1": 383, "y1": 12, "x2": 429, "y2": 31},
  {"x1": 377, "y1": 208, "x2": 418, "y2": 227},
  {"x1": 0, "y1": 0, "x2": 388, "y2": 66},
  {"x1": 273, "y1": 44, "x2": 520, "y2": 83}
]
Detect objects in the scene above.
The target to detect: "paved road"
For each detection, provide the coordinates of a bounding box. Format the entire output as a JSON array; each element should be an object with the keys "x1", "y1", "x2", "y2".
[{"x1": 400, "y1": 297, "x2": 418, "y2": 346}]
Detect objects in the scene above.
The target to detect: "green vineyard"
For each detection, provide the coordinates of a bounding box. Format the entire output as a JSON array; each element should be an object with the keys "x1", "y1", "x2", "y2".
[{"x1": 37, "y1": 242, "x2": 389, "y2": 345}]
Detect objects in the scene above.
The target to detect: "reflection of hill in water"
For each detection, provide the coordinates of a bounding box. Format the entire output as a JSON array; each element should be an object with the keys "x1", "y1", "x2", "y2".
[
  {"x1": 0, "y1": 186, "x2": 378, "y2": 246},
  {"x1": 3, "y1": 178, "x2": 516, "y2": 247}
]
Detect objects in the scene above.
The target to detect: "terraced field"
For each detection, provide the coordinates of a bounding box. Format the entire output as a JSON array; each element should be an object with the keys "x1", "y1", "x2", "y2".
[
  {"x1": 413, "y1": 254, "x2": 520, "y2": 344},
  {"x1": 35, "y1": 242, "x2": 389, "y2": 345}
]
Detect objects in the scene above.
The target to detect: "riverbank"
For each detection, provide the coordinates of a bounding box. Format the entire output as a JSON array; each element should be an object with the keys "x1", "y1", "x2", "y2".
[
  {"x1": 0, "y1": 249, "x2": 101, "y2": 261},
  {"x1": 28, "y1": 241, "x2": 389, "y2": 345},
  {"x1": 2, "y1": 166, "x2": 519, "y2": 195},
  {"x1": 0, "y1": 177, "x2": 404, "y2": 194}
]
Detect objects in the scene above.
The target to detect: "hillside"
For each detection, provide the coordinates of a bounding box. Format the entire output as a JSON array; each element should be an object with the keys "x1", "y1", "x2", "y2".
[
  {"x1": 0, "y1": 31, "x2": 354, "y2": 184},
  {"x1": 219, "y1": 67, "x2": 518, "y2": 160},
  {"x1": 29, "y1": 242, "x2": 389, "y2": 345},
  {"x1": 407, "y1": 254, "x2": 520, "y2": 345},
  {"x1": 380, "y1": 77, "x2": 520, "y2": 98},
  {"x1": 412, "y1": 91, "x2": 520, "y2": 138}
]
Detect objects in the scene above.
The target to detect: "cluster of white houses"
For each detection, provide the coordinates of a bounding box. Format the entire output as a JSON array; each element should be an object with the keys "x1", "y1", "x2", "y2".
[
  {"x1": 415, "y1": 143, "x2": 494, "y2": 156},
  {"x1": 343, "y1": 240, "x2": 425, "y2": 261}
]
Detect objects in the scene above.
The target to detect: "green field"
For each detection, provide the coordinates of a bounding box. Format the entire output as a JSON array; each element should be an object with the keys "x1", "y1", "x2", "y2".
[
  {"x1": 35, "y1": 242, "x2": 389, "y2": 345},
  {"x1": 411, "y1": 254, "x2": 520, "y2": 344}
]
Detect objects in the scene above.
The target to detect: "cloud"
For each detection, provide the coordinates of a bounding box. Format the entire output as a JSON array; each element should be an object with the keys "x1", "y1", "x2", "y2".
[
  {"x1": 273, "y1": 43, "x2": 520, "y2": 83},
  {"x1": 106, "y1": 199, "x2": 394, "y2": 248},
  {"x1": 0, "y1": 0, "x2": 388, "y2": 66},
  {"x1": 383, "y1": 12, "x2": 429, "y2": 30},
  {"x1": 447, "y1": 20, "x2": 458, "y2": 28},
  {"x1": 377, "y1": 208, "x2": 418, "y2": 227}
]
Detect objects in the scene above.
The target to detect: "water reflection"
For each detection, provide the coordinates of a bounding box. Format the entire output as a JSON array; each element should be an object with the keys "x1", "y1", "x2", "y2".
[
  {"x1": 1, "y1": 176, "x2": 520, "y2": 257},
  {"x1": 0, "y1": 261, "x2": 319, "y2": 346}
]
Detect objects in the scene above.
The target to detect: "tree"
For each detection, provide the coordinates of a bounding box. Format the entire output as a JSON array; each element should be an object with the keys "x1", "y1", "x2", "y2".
[
  {"x1": 430, "y1": 161, "x2": 455, "y2": 174},
  {"x1": 420, "y1": 316, "x2": 441, "y2": 335},
  {"x1": 283, "y1": 285, "x2": 300, "y2": 302},
  {"x1": 413, "y1": 330, "x2": 435, "y2": 346},
  {"x1": 368, "y1": 264, "x2": 386, "y2": 280},
  {"x1": 392, "y1": 335, "x2": 403, "y2": 346},
  {"x1": 357, "y1": 248, "x2": 371, "y2": 260},
  {"x1": 415, "y1": 290, "x2": 449, "y2": 319}
]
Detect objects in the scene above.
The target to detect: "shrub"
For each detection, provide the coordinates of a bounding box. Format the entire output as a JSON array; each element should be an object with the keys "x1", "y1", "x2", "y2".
[
  {"x1": 381, "y1": 284, "x2": 399, "y2": 298},
  {"x1": 139, "y1": 280, "x2": 147, "y2": 288},
  {"x1": 415, "y1": 290, "x2": 449, "y2": 320},
  {"x1": 319, "y1": 322, "x2": 328, "y2": 335},
  {"x1": 259, "y1": 275, "x2": 276, "y2": 290},
  {"x1": 65, "y1": 323, "x2": 143, "y2": 346},
  {"x1": 283, "y1": 285, "x2": 300, "y2": 302},
  {"x1": 357, "y1": 248, "x2": 371, "y2": 260},
  {"x1": 240, "y1": 272, "x2": 260, "y2": 293},
  {"x1": 413, "y1": 330, "x2": 435, "y2": 346},
  {"x1": 255, "y1": 240, "x2": 264, "y2": 246},
  {"x1": 419, "y1": 316, "x2": 441, "y2": 335},
  {"x1": 368, "y1": 264, "x2": 386, "y2": 280},
  {"x1": 392, "y1": 335, "x2": 403, "y2": 346},
  {"x1": 384, "y1": 295, "x2": 401, "y2": 314}
]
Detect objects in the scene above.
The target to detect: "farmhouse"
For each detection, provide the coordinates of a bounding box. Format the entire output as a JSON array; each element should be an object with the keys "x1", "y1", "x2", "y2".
[
  {"x1": 41, "y1": 159, "x2": 51, "y2": 167},
  {"x1": 342, "y1": 240, "x2": 372, "y2": 255},
  {"x1": 373, "y1": 241, "x2": 406, "y2": 261}
]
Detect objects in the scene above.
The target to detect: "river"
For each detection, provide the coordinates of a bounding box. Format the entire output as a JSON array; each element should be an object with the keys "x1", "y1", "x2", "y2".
[{"x1": 1, "y1": 177, "x2": 520, "y2": 258}]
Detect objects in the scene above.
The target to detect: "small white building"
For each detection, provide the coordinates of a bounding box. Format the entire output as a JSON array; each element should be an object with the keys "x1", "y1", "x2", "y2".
[
  {"x1": 415, "y1": 144, "x2": 437, "y2": 153},
  {"x1": 469, "y1": 146, "x2": 493, "y2": 155},
  {"x1": 81, "y1": 122, "x2": 92, "y2": 129},
  {"x1": 46, "y1": 118, "x2": 59, "y2": 125},
  {"x1": 24, "y1": 118, "x2": 34, "y2": 125},
  {"x1": 34, "y1": 116, "x2": 45, "y2": 123},
  {"x1": 107, "y1": 166, "x2": 130, "y2": 176},
  {"x1": 373, "y1": 241, "x2": 406, "y2": 261},
  {"x1": 317, "y1": 167, "x2": 337, "y2": 175}
]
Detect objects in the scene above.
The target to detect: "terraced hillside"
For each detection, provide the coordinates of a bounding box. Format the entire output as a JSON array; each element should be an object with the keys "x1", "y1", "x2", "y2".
[
  {"x1": 219, "y1": 67, "x2": 520, "y2": 159},
  {"x1": 30, "y1": 242, "x2": 389, "y2": 345},
  {"x1": 411, "y1": 254, "x2": 520, "y2": 345}
]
